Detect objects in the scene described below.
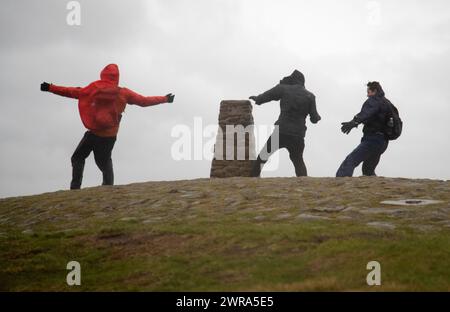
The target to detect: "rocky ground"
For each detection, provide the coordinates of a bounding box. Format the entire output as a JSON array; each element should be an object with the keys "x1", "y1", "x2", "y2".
[{"x1": 0, "y1": 177, "x2": 449, "y2": 291}]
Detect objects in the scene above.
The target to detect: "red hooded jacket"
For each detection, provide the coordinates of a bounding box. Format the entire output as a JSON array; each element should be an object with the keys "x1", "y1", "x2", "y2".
[{"x1": 49, "y1": 64, "x2": 168, "y2": 137}]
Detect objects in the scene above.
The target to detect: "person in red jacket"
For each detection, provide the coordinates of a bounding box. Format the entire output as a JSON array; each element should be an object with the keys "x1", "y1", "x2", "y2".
[{"x1": 40, "y1": 63, "x2": 175, "y2": 190}]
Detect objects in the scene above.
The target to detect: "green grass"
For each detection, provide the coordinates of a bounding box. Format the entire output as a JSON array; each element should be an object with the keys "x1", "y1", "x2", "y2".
[
  {"x1": 1, "y1": 219, "x2": 449, "y2": 291},
  {"x1": 0, "y1": 177, "x2": 449, "y2": 291}
]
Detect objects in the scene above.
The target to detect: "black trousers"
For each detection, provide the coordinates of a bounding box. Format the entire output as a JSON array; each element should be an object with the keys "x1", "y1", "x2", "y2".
[
  {"x1": 251, "y1": 132, "x2": 307, "y2": 177},
  {"x1": 70, "y1": 131, "x2": 116, "y2": 190}
]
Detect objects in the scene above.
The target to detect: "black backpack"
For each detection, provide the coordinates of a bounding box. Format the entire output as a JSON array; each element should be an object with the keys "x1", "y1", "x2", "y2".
[{"x1": 384, "y1": 99, "x2": 403, "y2": 140}]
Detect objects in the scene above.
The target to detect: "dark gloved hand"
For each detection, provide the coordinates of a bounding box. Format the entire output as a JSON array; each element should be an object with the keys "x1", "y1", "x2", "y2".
[
  {"x1": 341, "y1": 120, "x2": 358, "y2": 134},
  {"x1": 166, "y1": 93, "x2": 175, "y2": 103},
  {"x1": 310, "y1": 115, "x2": 321, "y2": 124},
  {"x1": 41, "y1": 82, "x2": 51, "y2": 92},
  {"x1": 249, "y1": 96, "x2": 260, "y2": 105}
]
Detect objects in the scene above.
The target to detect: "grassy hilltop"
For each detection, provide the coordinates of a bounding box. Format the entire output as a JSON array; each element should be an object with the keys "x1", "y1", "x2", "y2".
[{"x1": 0, "y1": 177, "x2": 449, "y2": 291}]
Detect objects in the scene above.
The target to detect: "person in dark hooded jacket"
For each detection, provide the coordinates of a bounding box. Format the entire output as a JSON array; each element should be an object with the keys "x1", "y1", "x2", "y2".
[
  {"x1": 249, "y1": 70, "x2": 321, "y2": 177},
  {"x1": 336, "y1": 81, "x2": 390, "y2": 177},
  {"x1": 40, "y1": 63, "x2": 175, "y2": 189}
]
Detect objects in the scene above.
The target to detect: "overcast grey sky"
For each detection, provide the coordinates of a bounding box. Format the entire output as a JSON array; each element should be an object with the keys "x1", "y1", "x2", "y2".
[{"x1": 1, "y1": 0, "x2": 449, "y2": 198}]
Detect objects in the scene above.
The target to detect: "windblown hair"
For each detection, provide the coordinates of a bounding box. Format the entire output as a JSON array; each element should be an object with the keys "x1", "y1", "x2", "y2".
[{"x1": 367, "y1": 81, "x2": 382, "y2": 92}]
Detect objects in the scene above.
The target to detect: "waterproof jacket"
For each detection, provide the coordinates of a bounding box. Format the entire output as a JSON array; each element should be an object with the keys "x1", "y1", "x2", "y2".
[
  {"x1": 49, "y1": 64, "x2": 168, "y2": 137},
  {"x1": 354, "y1": 88, "x2": 391, "y2": 135},
  {"x1": 253, "y1": 70, "x2": 321, "y2": 138}
]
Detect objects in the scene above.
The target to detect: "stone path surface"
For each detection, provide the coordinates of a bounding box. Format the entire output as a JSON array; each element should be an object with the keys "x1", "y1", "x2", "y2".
[{"x1": 0, "y1": 177, "x2": 449, "y2": 235}]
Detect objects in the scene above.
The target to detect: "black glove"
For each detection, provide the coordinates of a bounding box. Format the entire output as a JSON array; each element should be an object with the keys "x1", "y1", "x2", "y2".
[
  {"x1": 41, "y1": 82, "x2": 50, "y2": 92},
  {"x1": 166, "y1": 93, "x2": 175, "y2": 103},
  {"x1": 341, "y1": 120, "x2": 359, "y2": 134},
  {"x1": 249, "y1": 96, "x2": 260, "y2": 105},
  {"x1": 310, "y1": 114, "x2": 321, "y2": 124}
]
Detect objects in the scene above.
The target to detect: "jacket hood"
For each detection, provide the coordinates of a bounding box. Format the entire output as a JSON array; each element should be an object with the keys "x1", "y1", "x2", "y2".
[
  {"x1": 100, "y1": 64, "x2": 119, "y2": 86},
  {"x1": 280, "y1": 69, "x2": 305, "y2": 86}
]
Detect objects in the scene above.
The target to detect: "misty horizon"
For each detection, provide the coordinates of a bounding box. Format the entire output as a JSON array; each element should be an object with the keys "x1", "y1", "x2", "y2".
[{"x1": 1, "y1": 0, "x2": 449, "y2": 198}]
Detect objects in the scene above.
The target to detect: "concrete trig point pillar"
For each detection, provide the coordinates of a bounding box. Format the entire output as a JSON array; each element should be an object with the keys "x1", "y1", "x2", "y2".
[{"x1": 210, "y1": 100, "x2": 256, "y2": 178}]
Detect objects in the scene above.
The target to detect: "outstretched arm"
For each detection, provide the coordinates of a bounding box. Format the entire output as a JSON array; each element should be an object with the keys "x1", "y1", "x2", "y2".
[
  {"x1": 354, "y1": 98, "x2": 379, "y2": 123},
  {"x1": 123, "y1": 88, "x2": 170, "y2": 107},
  {"x1": 250, "y1": 84, "x2": 283, "y2": 105},
  {"x1": 41, "y1": 82, "x2": 82, "y2": 99},
  {"x1": 341, "y1": 98, "x2": 379, "y2": 134}
]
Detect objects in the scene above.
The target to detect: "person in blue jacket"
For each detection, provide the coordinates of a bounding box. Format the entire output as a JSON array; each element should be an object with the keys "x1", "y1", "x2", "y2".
[{"x1": 336, "y1": 81, "x2": 391, "y2": 177}]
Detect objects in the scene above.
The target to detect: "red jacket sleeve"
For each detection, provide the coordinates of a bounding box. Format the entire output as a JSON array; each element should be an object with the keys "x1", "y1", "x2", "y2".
[
  {"x1": 49, "y1": 84, "x2": 81, "y2": 99},
  {"x1": 122, "y1": 88, "x2": 168, "y2": 107}
]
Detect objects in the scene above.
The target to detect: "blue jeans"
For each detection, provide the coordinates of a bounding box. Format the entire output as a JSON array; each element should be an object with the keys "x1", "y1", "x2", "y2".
[{"x1": 336, "y1": 133, "x2": 389, "y2": 177}]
